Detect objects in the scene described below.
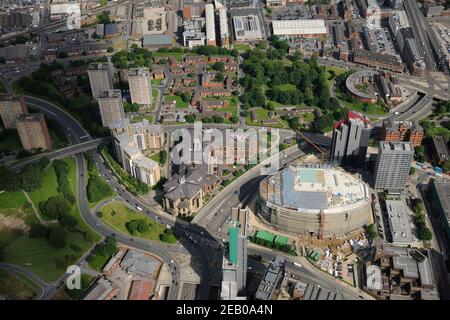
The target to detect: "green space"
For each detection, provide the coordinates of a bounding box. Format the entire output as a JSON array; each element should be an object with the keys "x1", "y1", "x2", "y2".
[
  {"x1": 0, "y1": 129, "x2": 22, "y2": 155},
  {"x1": 130, "y1": 114, "x2": 154, "y2": 124},
  {"x1": 0, "y1": 270, "x2": 40, "y2": 300},
  {"x1": 233, "y1": 44, "x2": 251, "y2": 52},
  {"x1": 165, "y1": 95, "x2": 189, "y2": 108},
  {"x1": 86, "y1": 236, "x2": 117, "y2": 272},
  {"x1": 151, "y1": 78, "x2": 164, "y2": 85},
  {"x1": 149, "y1": 150, "x2": 167, "y2": 165},
  {"x1": 1, "y1": 157, "x2": 100, "y2": 282},
  {"x1": 100, "y1": 203, "x2": 169, "y2": 242},
  {"x1": 112, "y1": 45, "x2": 153, "y2": 69},
  {"x1": 274, "y1": 83, "x2": 297, "y2": 92},
  {"x1": 27, "y1": 163, "x2": 59, "y2": 215},
  {"x1": 0, "y1": 190, "x2": 28, "y2": 210},
  {"x1": 0, "y1": 81, "x2": 6, "y2": 93},
  {"x1": 153, "y1": 51, "x2": 184, "y2": 62},
  {"x1": 85, "y1": 154, "x2": 115, "y2": 207}
]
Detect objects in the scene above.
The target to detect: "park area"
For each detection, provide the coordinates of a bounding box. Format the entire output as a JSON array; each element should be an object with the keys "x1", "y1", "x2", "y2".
[
  {"x1": 0, "y1": 157, "x2": 101, "y2": 282},
  {"x1": 99, "y1": 202, "x2": 174, "y2": 242}
]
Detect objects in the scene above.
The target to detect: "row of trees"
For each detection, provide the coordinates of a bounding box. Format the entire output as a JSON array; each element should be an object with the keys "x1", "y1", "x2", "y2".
[
  {"x1": 126, "y1": 219, "x2": 150, "y2": 235},
  {"x1": 410, "y1": 198, "x2": 433, "y2": 241},
  {"x1": 0, "y1": 157, "x2": 49, "y2": 192},
  {"x1": 112, "y1": 44, "x2": 153, "y2": 69}
]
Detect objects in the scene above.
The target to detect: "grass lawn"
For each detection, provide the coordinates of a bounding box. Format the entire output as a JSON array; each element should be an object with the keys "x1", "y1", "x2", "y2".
[
  {"x1": 429, "y1": 126, "x2": 450, "y2": 136},
  {"x1": 152, "y1": 88, "x2": 159, "y2": 99},
  {"x1": 0, "y1": 129, "x2": 22, "y2": 154},
  {"x1": 86, "y1": 159, "x2": 116, "y2": 208},
  {"x1": 151, "y1": 78, "x2": 164, "y2": 85},
  {"x1": 150, "y1": 152, "x2": 160, "y2": 163},
  {"x1": 164, "y1": 95, "x2": 188, "y2": 109},
  {"x1": 233, "y1": 44, "x2": 251, "y2": 51},
  {"x1": 275, "y1": 83, "x2": 297, "y2": 91},
  {"x1": 0, "y1": 269, "x2": 40, "y2": 300},
  {"x1": 0, "y1": 190, "x2": 27, "y2": 210},
  {"x1": 302, "y1": 112, "x2": 315, "y2": 123},
  {"x1": 2, "y1": 157, "x2": 100, "y2": 282},
  {"x1": 27, "y1": 163, "x2": 59, "y2": 214},
  {"x1": 87, "y1": 252, "x2": 111, "y2": 271},
  {"x1": 3, "y1": 232, "x2": 94, "y2": 282},
  {"x1": 153, "y1": 51, "x2": 184, "y2": 62},
  {"x1": 100, "y1": 203, "x2": 167, "y2": 241},
  {"x1": 130, "y1": 114, "x2": 154, "y2": 124}
]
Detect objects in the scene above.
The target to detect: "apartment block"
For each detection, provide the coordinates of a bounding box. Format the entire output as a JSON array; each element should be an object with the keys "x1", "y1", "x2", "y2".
[
  {"x1": 88, "y1": 63, "x2": 113, "y2": 99},
  {"x1": 381, "y1": 119, "x2": 423, "y2": 147},
  {"x1": 114, "y1": 132, "x2": 161, "y2": 186},
  {"x1": 16, "y1": 113, "x2": 52, "y2": 151},
  {"x1": 374, "y1": 141, "x2": 414, "y2": 192},
  {"x1": 109, "y1": 118, "x2": 164, "y2": 151},
  {"x1": 128, "y1": 68, "x2": 152, "y2": 108},
  {"x1": 98, "y1": 90, "x2": 125, "y2": 128},
  {"x1": 0, "y1": 95, "x2": 28, "y2": 129},
  {"x1": 330, "y1": 111, "x2": 371, "y2": 167}
]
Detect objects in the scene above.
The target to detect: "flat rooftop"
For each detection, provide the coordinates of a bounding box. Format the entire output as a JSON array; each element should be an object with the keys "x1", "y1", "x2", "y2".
[
  {"x1": 385, "y1": 200, "x2": 414, "y2": 244},
  {"x1": 266, "y1": 166, "x2": 369, "y2": 213},
  {"x1": 272, "y1": 19, "x2": 327, "y2": 36}
]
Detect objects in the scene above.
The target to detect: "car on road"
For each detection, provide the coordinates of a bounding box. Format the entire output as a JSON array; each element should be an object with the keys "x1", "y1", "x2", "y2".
[
  {"x1": 170, "y1": 260, "x2": 174, "y2": 264},
  {"x1": 136, "y1": 206, "x2": 143, "y2": 211}
]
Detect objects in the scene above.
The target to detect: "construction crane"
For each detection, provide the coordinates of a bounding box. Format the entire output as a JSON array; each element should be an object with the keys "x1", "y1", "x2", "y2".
[{"x1": 294, "y1": 129, "x2": 327, "y2": 164}]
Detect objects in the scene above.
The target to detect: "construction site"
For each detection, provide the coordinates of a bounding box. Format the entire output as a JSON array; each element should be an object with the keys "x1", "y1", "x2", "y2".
[{"x1": 258, "y1": 154, "x2": 372, "y2": 238}]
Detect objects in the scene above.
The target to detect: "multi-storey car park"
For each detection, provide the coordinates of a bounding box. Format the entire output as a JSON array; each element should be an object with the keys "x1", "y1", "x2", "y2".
[{"x1": 258, "y1": 165, "x2": 371, "y2": 238}]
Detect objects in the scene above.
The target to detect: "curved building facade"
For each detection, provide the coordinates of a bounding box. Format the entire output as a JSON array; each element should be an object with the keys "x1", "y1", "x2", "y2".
[{"x1": 258, "y1": 165, "x2": 371, "y2": 237}]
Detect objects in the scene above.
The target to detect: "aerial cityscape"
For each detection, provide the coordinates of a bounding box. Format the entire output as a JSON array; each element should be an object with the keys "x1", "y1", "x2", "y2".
[{"x1": 0, "y1": 0, "x2": 450, "y2": 304}]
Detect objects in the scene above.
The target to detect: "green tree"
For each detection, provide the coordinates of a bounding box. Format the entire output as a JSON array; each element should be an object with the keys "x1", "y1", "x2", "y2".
[
  {"x1": 59, "y1": 214, "x2": 78, "y2": 230},
  {"x1": 418, "y1": 227, "x2": 432, "y2": 241},
  {"x1": 409, "y1": 167, "x2": 416, "y2": 175},
  {"x1": 47, "y1": 226, "x2": 67, "y2": 249},
  {"x1": 215, "y1": 72, "x2": 224, "y2": 82},
  {"x1": 443, "y1": 160, "x2": 450, "y2": 173},
  {"x1": 29, "y1": 224, "x2": 49, "y2": 238},
  {"x1": 20, "y1": 164, "x2": 44, "y2": 192},
  {"x1": 107, "y1": 47, "x2": 114, "y2": 53},
  {"x1": 137, "y1": 219, "x2": 149, "y2": 233},
  {"x1": 185, "y1": 114, "x2": 196, "y2": 123},
  {"x1": 39, "y1": 195, "x2": 72, "y2": 220},
  {"x1": 212, "y1": 115, "x2": 224, "y2": 123},
  {"x1": 213, "y1": 62, "x2": 225, "y2": 72},
  {"x1": 126, "y1": 220, "x2": 139, "y2": 235}
]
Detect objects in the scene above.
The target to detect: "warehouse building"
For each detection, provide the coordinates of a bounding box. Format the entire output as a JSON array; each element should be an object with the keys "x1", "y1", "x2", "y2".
[
  {"x1": 205, "y1": 3, "x2": 216, "y2": 46},
  {"x1": 272, "y1": 19, "x2": 327, "y2": 38},
  {"x1": 385, "y1": 200, "x2": 414, "y2": 245},
  {"x1": 232, "y1": 15, "x2": 264, "y2": 42}
]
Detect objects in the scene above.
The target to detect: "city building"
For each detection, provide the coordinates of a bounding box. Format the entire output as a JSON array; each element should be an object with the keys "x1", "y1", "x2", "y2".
[
  {"x1": 266, "y1": 0, "x2": 287, "y2": 7},
  {"x1": 403, "y1": 38, "x2": 426, "y2": 77},
  {"x1": 205, "y1": 3, "x2": 216, "y2": 46},
  {"x1": 218, "y1": 8, "x2": 230, "y2": 48},
  {"x1": 110, "y1": 118, "x2": 164, "y2": 151},
  {"x1": 258, "y1": 165, "x2": 372, "y2": 238},
  {"x1": 429, "y1": 179, "x2": 450, "y2": 248},
  {"x1": 272, "y1": 19, "x2": 327, "y2": 38},
  {"x1": 88, "y1": 63, "x2": 113, "y2": 99},
  {"x1": 16, "y1": 113, "x2": 52, "y2": 151},
  {"x1": 98, "y1": 90, "x2": 125, "y2": 128},
  {"x1": 353, "y1": 50, "x2": 403, "y2": 73},
  {"x1": 255, "y1": 256, "x2": 286, "y2": 300},
  {"x1": 381, "y1": 119, "x2": 423, "y2": 147},
  {"x1": 113, "y1": 133, "x2": 161, "y2": 187},
  {"x1": 385, "y1": 200, "x2": 414, "y2": 245},
  {"x1": 364, "y1": 244, "x2": 438, "y2": 300},
  {"x1": 0, "y1": 95, "x2": 28, "y2": 129},
  {"x1": 232, "y1": 15, "x2": 264, "y2": 43},
  {"x1": 83, "y1": 277, "x2": 118, "y2": 300},
  {"x1": 163, "y1": 164, "x2": 219, "y2": 216},
  {"x1": 330, "y1": 111, "x2": 371, "y2": 167},
  {"x1": 430, "y1": 135, "x2": 450, "y2": 165},
  {"x1": 221, "y1": 206, "x2": 248, "y2": 300},
  {"x1": 373, "y1": 141, "x2": 414, "y2": 192},
  {"x1": 142, "y1": 34, "x2": 175, "y2": 50},
  {"x1": 128, "y1": 68, "x2": 152, "y2": 108}
]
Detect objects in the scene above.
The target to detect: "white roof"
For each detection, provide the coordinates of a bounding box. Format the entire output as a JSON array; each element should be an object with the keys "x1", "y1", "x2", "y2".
[
  {"x1": 205, "y1": 3, "x2": 216, "y2": 42},
  {"x1": 272, "y1": 19, "x2": 327, "y2": 36}
]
